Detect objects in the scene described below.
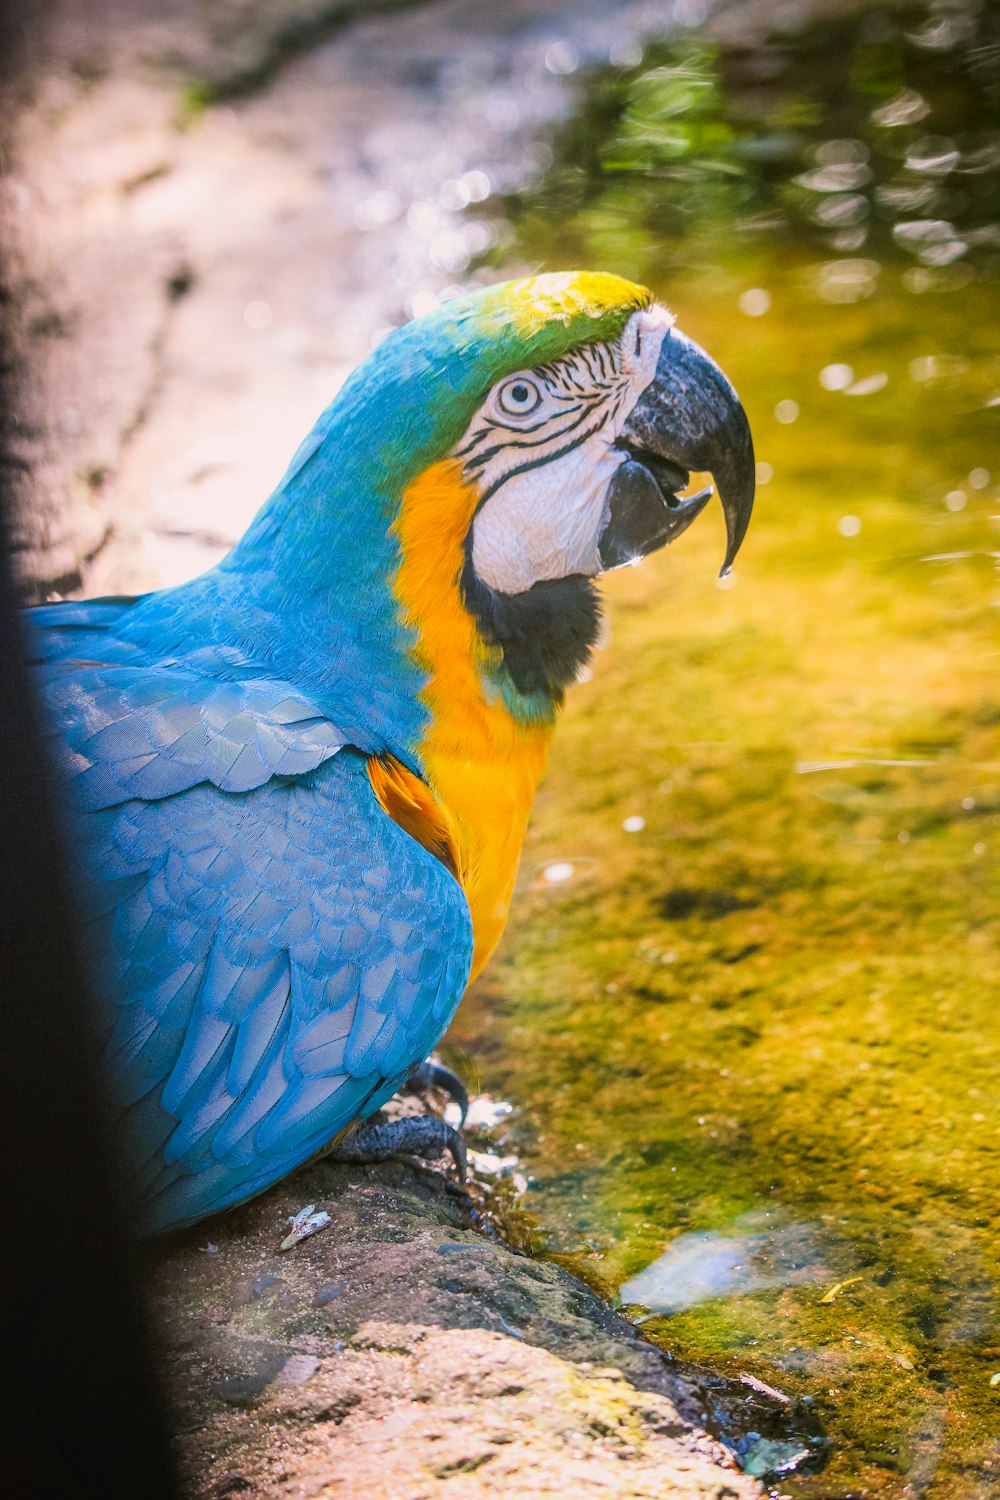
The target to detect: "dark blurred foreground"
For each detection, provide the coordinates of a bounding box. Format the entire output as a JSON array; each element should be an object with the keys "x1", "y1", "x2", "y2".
[{"x1": 0, "y1": 8, "x2": 177, "y2": 1494}]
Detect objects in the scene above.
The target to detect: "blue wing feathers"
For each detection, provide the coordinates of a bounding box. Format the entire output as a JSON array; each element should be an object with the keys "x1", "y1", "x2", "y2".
[
  {"x1": 37, "y1": 597, "x2": 476, "y2": 1230},
  {"x1": 35, "y1": 601, "x2": 474, "y2": 1231},
  {"x1": 27, "y1": 595, "x2": 147, "y2": 652},
  {"x1": 160, "y1": 1007, "x2": 233, "y2": 1117},
  {"x1": 227, "y1": 960, "x2": 292, "y2": 1096},
  {"x1": 42, "y1": 665, "x2": 348, "y2": 808}
]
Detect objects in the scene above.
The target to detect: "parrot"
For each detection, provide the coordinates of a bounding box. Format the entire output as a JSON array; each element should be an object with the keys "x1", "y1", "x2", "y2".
[{"x1": 27, "y1": 272, "x2": 754, "y2": 1234}]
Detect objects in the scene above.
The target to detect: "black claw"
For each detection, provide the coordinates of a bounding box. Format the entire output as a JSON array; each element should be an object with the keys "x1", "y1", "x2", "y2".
[
  {"x1": 333, "y1": 1115, "x2": 467, "y2": 1180},
  {"x1": 403, "y1": 1057, "x2": 470, "y2": 1127}
]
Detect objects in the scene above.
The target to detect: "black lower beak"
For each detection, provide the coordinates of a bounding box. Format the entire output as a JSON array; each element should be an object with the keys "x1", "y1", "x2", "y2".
[
  {"x1": 598, "y1": 327, "x2": 755, "y2": 576},
  {"x1": 598, "y1": 461, "x2": 714, "y2": 570}
]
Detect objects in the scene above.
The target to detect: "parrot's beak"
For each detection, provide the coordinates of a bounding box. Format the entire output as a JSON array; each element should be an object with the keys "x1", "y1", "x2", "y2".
[{"x1": 599, "y1": 328, "x2": 756, "y2": 577}]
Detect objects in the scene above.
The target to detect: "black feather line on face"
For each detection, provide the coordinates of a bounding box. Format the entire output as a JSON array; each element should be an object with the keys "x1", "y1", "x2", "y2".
[
  {"x1": 459, "y1": 397, "x2": 601, "y2": 474},
  {"x1": 460, "y1": 539, "x2": 602, "y2": 705}
]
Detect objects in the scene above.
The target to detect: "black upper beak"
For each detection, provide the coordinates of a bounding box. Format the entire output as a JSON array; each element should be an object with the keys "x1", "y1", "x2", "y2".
[{"x1": 599, "y1": 327, "x2": 755, "y2": 576}]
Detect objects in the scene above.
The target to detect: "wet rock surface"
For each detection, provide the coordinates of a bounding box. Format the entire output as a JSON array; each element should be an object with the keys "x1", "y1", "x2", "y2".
[{"x1": 151, "y1": 1152, "x2": 765, "y2": 1499}]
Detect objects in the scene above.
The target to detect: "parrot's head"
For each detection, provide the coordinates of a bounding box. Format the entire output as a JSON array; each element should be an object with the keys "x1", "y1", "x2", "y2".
[
  {"x1": 440, "y1": 273, "x2": 754, "y2": 592},
  {"x1": 233, "y1": 271, "x2": 754, "y2": 740}
]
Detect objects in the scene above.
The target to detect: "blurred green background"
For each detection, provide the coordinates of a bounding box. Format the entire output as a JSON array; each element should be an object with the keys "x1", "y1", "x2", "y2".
[{"x1": 449, "y1": 2, "x2": 1000, "y2": 1495}]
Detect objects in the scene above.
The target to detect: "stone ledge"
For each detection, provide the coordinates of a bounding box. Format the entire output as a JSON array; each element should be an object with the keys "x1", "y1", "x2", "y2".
[{"x1": 150, "y1": 1155, "x2": 764, "y2": 1499}]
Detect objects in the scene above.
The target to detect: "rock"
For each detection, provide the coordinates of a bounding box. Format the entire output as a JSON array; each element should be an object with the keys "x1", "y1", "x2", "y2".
[
  {"x1": 214, "y1": 1475, "x2": 254, "y2": 1497},
  {"x1": 2, "y1": 0, "x2": 677, "y2": 600},
  {"x1": 232, "y1": 1274, "x2": 287, "y2": 1305},
  {"x1": 212, "y1": 1357, "x2": 290, "y2": 1407},
  {"x1": 272, "y1": 1353, "x2": 320, "y2": 1386},
  {"x1": 150, "y1": 1153, "x2": 765, "y2": 1499},
  {"x1": 312, "y1": 1279, "x2": 347, "y2": 1305}
]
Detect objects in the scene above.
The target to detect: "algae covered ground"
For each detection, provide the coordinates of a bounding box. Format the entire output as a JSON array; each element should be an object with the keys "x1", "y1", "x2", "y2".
[{"x1": 450, "y1": 4, "x2": 1000, "y2": 1495}]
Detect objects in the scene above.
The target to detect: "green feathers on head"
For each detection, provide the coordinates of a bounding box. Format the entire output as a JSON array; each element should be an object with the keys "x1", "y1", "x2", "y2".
[
  {"x1": 333, "y1": 271, "x2": 655, "y2": 490},
  {"x1": 453, "y1": 270, "x2": 654, "y2": 390}
]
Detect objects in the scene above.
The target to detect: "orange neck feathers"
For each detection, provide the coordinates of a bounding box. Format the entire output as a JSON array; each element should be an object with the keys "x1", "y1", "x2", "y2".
[{"x1": 379, "y1": 459, "x2": 553, "y2": 978}]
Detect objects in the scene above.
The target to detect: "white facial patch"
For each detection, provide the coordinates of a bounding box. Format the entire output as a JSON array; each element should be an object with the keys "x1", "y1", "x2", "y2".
[{"x1": 458, "y1": 305, "x2": 674, "y2": 596}]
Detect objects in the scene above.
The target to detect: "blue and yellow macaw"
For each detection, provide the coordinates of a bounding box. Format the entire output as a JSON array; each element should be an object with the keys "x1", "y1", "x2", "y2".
[{"x1": 29, "y1": 272, "x2": 754, "y2": 1232}]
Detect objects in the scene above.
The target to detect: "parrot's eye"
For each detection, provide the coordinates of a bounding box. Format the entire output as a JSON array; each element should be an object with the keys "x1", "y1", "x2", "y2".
[{"x1": 495, "y1": 375, "x2": 544, "y2": 419}]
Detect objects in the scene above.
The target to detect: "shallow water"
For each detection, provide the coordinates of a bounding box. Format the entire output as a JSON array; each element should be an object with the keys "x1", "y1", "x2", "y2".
[{"x1": 449, "y1": 3, "x2": 1000, "y2": 1495}]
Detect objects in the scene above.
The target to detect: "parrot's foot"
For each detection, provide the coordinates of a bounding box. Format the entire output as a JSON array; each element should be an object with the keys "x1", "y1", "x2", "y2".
[
  {"x1": 333, "y1": 1115, "x2": 467, "y2": 1180},
  {"x1": 402, "y1": 1057, "x2": 469, "y2": 1126}
]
